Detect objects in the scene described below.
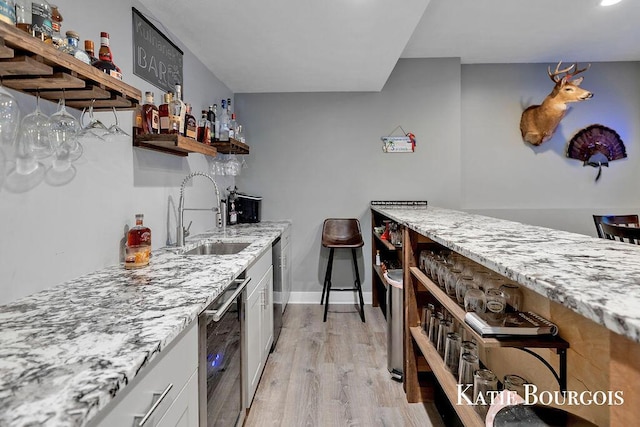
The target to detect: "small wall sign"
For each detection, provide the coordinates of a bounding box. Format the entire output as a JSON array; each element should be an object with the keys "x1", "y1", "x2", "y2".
[
  {"x1": 381, "y1": 136, "x2": 415, "y2": 153},
  {"x1": 132, "y1": 7, "x2": 183, "y2": 92}
]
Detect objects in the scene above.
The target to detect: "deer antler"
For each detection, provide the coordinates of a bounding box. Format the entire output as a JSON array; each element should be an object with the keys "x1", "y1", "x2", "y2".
[
  {"x1": 566, "y1": 63, "x2": 591, "y2": 80},
  {"x1": 548, "y1": 61, "x2": 575, "y2": 83}
]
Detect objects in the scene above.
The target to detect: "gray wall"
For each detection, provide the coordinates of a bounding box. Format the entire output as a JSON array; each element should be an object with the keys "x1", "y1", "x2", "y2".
[
  {"x1": 236, "y1": 58, "x2": 462, "y2": 302},
  {"x1": 237, "y1": 58, "x2": 640, "y2": 302},
  {"x1": 0, "y1": 0, "x2": 234, "y2": 304}
]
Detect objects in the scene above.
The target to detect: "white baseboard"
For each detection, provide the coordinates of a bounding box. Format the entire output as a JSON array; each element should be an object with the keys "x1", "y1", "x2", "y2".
[{"x1": 288, "y1": 291, "x2": 372, "y2": 305}]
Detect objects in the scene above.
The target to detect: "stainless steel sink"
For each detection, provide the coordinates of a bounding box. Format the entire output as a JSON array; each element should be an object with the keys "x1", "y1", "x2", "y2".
[{"x1": 183, "y1": 242, "x2": 251, "y2": 256}]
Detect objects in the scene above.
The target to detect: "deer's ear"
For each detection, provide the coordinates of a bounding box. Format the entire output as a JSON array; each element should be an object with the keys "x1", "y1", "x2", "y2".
[
  {"x1": 560, "y1": 76, "x2": 569, "y2": 86},
  {"x1": 572, "y1": 77, "x2": 584, "y2": 86}
]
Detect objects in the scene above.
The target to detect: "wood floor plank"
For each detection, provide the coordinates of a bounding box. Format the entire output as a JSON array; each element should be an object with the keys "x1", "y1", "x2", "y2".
[{"x1": 244, "y1": 304, "x2": 444, "y2": 427}]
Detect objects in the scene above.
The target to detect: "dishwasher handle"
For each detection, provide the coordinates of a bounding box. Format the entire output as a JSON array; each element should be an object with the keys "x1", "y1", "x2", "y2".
[{"x1": 204, "y1": 277, "x2": 250, "y2": 322}]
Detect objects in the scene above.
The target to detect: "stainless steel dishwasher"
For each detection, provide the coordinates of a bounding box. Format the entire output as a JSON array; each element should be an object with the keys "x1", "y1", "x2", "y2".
[{"x1": 199, "y1": 276, "x2": 250, "y2": 427}]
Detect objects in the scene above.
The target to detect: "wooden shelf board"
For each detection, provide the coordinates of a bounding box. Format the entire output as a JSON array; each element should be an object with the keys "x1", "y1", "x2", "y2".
[
  {"x1": 211, "y1": 138, "x2": 250, "y2": 154},
  {"x1": 39, "y1": 85, "x2": 111, "y2": 100},
  {"x1": 409, "y1": 267, "x2": 569, "y2": 349},
  {"x1": 373, "y1": 230, "x2": 399, "y2": 251},
  {"x1": 410, "y1": 326, "x2": 484, "y2": 427},
  {"x1": 134, "y1": 134, "x2": 218, "y2": 158},
  {"x1": 372, "y1": 264, "x2": 388, "y2": 288},
  {"x1": 4, "y1": 71, "x2": 85, "y2": 90},
  {"x1": 67, "y1": 95, "x2": 132, "y2": 110},
  {"x1": 0, "y1": 22, "x2": 141, "y2": 109}
]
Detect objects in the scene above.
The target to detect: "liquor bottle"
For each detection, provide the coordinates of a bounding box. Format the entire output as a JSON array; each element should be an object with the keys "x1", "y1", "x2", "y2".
[
  {"x1": 197, "y1": 110, "x2": 211, "y2": 144},
  {"x1": 15, "y1": 0, "x2": 31, "y2": 33},
  {"x1": 206, "y1": 105, "x2": 215, "y2": 142},
  {"x1": 0, "y1": 0, "x2": 16, "y2": 25},
  {"x1": 169, "y1": 91, "x2": 182, "y2": 134},
  {"x1": 31, "y1": 1, "x2": 52, "y2": 43},
  {"x1": 184, "y1": 103, "x2": 197, "y2": 139},
  {"x1": 219, "y1": 99, "x2": 229, "y2": 141},
  {"x1": 125, "y1": 214, "x2": 151, "y2": 269},
  {"x1": 93, "y1": 32, "x2": 122, "y2": 80},
  {"x1": 58, "y1": 31, "x2": 90, "y2": 64},
  {"x1": 229, "y1": 112, "x2": 237, "y2": 140},
  {"x1": 158, "y1": 92, "x2": 172, "y2": 134},
  {"x1": 50, "y1": 4, "x2": 62, "y2": 47},
  {"x1": 213, "y1": 104, "x2": 220, "y2": 141},
  {"x1": 83, "y1": 39, "x2": 98, "y2": 65},
  {"x1": 132, "y1": 103, "x2": 143, "y2": 136},
  {"x1": 142, "y1": 91, "x2": 159, "y2": 134},
  {"x1": 174, "y1": 84, "x2": 186, "y2": 135}
]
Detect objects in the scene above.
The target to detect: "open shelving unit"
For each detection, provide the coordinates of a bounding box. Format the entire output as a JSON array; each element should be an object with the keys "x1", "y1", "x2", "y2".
[
  {"x1": 133, "y1": 134, "x2": 218, "y2": 157},
  {"x1": 212, "y1": 138, "x2": 250, "y2": 154},
  {"x1": 0, "y1": 22, "x2": 140, "y2": 110}
]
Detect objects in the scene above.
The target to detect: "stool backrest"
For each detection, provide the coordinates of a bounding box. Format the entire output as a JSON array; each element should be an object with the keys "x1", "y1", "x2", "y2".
[
  {"x1": 593, "y1": 214, "x2": 639, "y2": 239},
  {"x1": 322, "y1": 218, "x2": 364, "y2": 248},
  {"x1": 600, "y1": 221, "x2": 640, "y2": 245}
]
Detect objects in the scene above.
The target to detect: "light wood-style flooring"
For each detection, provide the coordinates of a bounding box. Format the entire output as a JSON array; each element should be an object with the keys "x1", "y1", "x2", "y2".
[{"x1": 244, "y1": 304, "x2": 444, "y2": 427}]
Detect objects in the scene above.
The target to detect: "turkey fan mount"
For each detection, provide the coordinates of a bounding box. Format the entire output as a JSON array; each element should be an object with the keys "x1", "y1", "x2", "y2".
[{"x1": 566, "y1": 124, "x2": 626, "y2": 182}]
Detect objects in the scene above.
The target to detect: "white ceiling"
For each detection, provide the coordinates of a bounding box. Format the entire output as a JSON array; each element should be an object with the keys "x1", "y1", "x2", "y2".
[{"x1": 139, "y1": 0, "x2": 640, "y2": 93}]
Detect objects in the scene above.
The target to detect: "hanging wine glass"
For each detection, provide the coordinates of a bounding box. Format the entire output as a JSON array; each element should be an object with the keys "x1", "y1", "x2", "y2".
[
  {"x1": 21, "y1": 92, "x2": 53, "y2": 160},
  {"x1": 4, "y1": 130, "x2": 46, "y2": 193},
  {"x1": 78, "y1": 100, "x2": 108, "y2": 140},
  {"x1": 46, "y1": 97, "x2": 81, "y2": 186},
  {"x1": 0, "y1": 80, "x2": 20, "y2": 163},
  {"x1": 106, "y1": 106, "x2": 130, "y2": 138}
]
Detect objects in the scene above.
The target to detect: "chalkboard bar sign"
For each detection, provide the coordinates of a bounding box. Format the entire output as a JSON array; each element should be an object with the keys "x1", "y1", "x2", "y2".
[{"x1": 132, "y1": 7, "x2": 183, "y2": 92}]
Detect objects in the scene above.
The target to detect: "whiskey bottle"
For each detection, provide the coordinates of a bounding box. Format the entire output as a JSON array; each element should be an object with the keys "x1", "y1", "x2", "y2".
[
  {"x1": 50, "y1": 4, "x2": 62, "y2": 47},
  {"x1": 133, "y1": 103, "x2": 143, "y2": 136},
  {"x1": 142, "y1": 91, "x2": 159, "y2": 134},
  {"x1": 83, "y1": 39, "x2": 98, "y2": 65},
  {"x1": 93, "y1": 32, "x2": 122, "y2": 80},
  {"x1": 159, "y1": 92, "x2": 172, "y2": 134},
  {"x1": 184, "y1": 103, "x2": 197, "y2": 139},
  {"x1": 15, "y1": 0, "x2": 31, "y2": 33},
  {"x1": 125, "y1": 214, "x2": 151, "y2": 269},
  {"x1": 197, "y1": 110, "x2": 211, "y2": 144}
]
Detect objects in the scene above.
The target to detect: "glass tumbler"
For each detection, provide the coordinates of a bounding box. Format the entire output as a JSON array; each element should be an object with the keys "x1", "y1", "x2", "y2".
[
  {"x1": 503, "y1": 374, "x2": 529, "y2": 398},
  {"x1": 428, "y1": 313, "x2": 440, "y2": 345},
  {"x1": 455, "y1": 274, "x2": 476, "y2": 306},
  {"x1": 473, "y1": 368, "x2": 499, "y2": 417},
  {"x1": 500, "y1": 283, "x2": 524, "y2": 312},
  {"x1": 436, "y1": 319, "x2": 452, "y2": 357},
  {"x1": 444, "y1": 332, "x2": 461, "y2": 374},
  {"x1": 485, "y1": 288, "x2": 507, "y2": 325},
  {"x1": 458, "y1": 353, "x2": 479, "y2": 395},
  {"x1": 464, "y1": 288, "x2": 486, "y2": 313}
]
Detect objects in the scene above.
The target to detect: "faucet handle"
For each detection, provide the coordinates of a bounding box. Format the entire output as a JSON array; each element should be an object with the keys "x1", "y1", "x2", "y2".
[{"x1": 185, "y1": 220, "x2": 192, "y2": 237}]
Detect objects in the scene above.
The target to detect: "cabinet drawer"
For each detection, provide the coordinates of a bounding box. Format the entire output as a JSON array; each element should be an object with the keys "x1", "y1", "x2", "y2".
[
  {"x1": 90, "y1": 323, "x2": 198, "y2": 427},
  {"x1": 246, "y1": 249, "x2": 272, "y2": 297}
]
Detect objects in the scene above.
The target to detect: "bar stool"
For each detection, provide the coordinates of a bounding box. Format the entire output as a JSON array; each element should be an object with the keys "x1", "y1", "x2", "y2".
[{"x1": 320, "y1": 218, "x2": 365, "y2": 322}]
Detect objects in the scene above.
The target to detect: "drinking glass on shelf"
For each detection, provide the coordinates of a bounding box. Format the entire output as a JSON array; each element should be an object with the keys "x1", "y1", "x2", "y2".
[
  {"x1": 444, "y1": 332, "x2": 461, "y2": 374},
  {"x1": 444, "y1": 266, "x2": 462, "y2": 298},
  {"x1": 458, "y1": 353, "x2": 480, "y2": 394},
  {"x1": 0, "y1": 81, "x2": 20, "y2": 161},
  {"x1": 106, "y1": 106, "x2": 130, "y2": 137},
  {"x1": 21, "y1": 93, "x2": 53, "y2": 160},
  {"x1": 78, "y1": 101, "x2": 109, "y2": 140},
  {"x1": 473, "y1": 369, "x2": 499, "y2": 418},
  {"x1": 4, "y1": 130, "x2": 46, "y2": 193},
  {"x1": 500, "y1": 282, "x2": 524, "y2": 312},
  {"x1": 436, "y1": 319, "x2": 452, "y2": 357},
  {"x1": 503, "y1": 374, "x2": 529, "y2": 398},
  {"x1": 455, "y1": 274, "x2": 476, "y2": 305},
  {"x1": 485, "y1": 288, "x2": 507, "y2": 325},
  {"x1": 464, "y1": 288, "x2": 487, "y2": 313},
  {"x1": 46, "y1": 97, "x2": 81, "y2": 186},
  {"x1": 429, "y1": 312, "x2": 443, "y2": 345}
]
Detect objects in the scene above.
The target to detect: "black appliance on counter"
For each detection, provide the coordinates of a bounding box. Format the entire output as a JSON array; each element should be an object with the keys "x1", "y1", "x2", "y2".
[{"x1": 228, "y1": 191, "x2": 262, "y2": 224}]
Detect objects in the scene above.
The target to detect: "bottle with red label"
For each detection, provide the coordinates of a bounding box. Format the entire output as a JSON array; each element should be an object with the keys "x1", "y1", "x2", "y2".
[
  {"x1": 93, "y1": 32, "x2": 122, "y2": 80},
  {"x1": 125, "y1": 214, "x2": 151, "y2": 269}
]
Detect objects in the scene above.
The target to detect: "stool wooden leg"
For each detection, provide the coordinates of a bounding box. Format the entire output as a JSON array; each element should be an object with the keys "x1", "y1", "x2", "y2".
[
  {"x1": 323, "y1": 248, "x2": 334, "y2": 322},
  {"x1": 352, "y1": 248, "x2": 365, "y2": 322}
]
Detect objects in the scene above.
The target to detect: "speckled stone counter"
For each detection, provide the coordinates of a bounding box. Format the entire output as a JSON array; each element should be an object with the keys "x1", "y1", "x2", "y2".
[
  {"x1": 0, "y1": 221, "x2": 290, "y2": 427},
  {"x1": 372, "y1": 205, "x2": 640, "y2": 343}
]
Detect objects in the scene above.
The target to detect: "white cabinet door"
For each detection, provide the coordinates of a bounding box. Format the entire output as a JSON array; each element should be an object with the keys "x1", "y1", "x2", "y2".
[
  {"x1": 157, "y1": 370, "x2": 199, "y2": 427},
  {"x1": 244, "y1": 280, "x2": 264, "y2": 408},
  {"x1": 261, "y1": 266, "x2": 274, "y2": 358}
]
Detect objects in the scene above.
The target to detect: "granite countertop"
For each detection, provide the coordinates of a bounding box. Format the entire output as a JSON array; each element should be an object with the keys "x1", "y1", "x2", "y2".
[
  {"x1": 372, "y1": 205, "x2": 640, "y2": 343},
  {"x1": 0, "y1": 221, "x2": 290, "y2": 427}
]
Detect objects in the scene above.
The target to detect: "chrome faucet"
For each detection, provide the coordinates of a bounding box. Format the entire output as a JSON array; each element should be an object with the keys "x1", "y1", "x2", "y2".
[{"x1": 177, "y1": 172, "x2": 226, "y2": 247}]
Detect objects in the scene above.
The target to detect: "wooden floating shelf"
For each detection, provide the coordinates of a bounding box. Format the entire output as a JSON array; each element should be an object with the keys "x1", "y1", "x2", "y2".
[
  {"x1": 211, "y1": 138, "x2": 250, "y2": 154},
  {"x1": 134, "y1": 134, "x2": 218, "y2": 158},
  {"x1": 372, "y1": 264, "x2": 387, "y2": 288},
  {"x1": 0, "y1": 22, "x2": 140, "y2": 110},
  {"x1": 373, "y1": 230, "x2": 400, "y2": 251}
]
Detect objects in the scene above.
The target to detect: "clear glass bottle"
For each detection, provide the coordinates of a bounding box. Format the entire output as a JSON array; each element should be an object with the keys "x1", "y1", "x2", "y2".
[
  {"x1": 206, "y1": 105, "x2": 215, "y2": 143},
  {"x1": 174, "y1": 84, "x2": 186, "y2": 135},
  {"x1": 212, "y1": 103, "x2": 219, "y2": 141},
  {"x1": 31, "y1": 0, "x2": 52, "y2": 43},
  {"x1": 15, "y1": 0, "x2": 31, "y2": 33},
  {"x1": 93, "y1": 32, "x2": 122, "y2": 80},
  {"x1": 125, "y1": 214, "x2": 151, "y2": 269},
  {"x1": 169, "y1": 91, "x2": 182, "y2": 134},
  {"x1": 142, "y1": 91, "x2": 159, "y2": 135},
  {"x1": 184, "y1": 103, "x2": 197, "y2": 139},
  {"x1": 219, "y1": 98, "x2": 229, "y2": 141},
  {"x1": 59, "y1": 31, "x2": 90, "y2": 64}
]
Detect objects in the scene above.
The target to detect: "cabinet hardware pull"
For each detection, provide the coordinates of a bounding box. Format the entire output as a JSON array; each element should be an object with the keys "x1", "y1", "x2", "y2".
[
  {"x1": 205, "y1": 277, "x2": 251, "y2": 322},
  {"x1": 135, "y1": 383, "x2": 173, "y2": 426}
]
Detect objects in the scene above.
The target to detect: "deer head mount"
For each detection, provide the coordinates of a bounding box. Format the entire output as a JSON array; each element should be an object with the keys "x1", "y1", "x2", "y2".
[{"x1": 520, "y1": 62, "x2": 593, "y2": 146}]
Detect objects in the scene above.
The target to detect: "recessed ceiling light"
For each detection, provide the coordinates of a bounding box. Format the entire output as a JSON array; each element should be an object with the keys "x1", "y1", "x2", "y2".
[{"x1": 600, "y1": 0, "x2": 622, "y2": 6}]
